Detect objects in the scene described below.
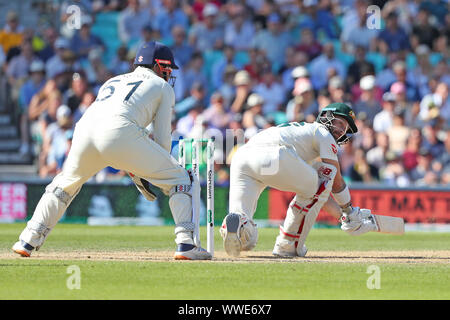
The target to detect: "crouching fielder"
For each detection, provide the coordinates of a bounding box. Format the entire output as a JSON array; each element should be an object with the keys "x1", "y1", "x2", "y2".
[
  {"x1": 12, "y1": 41, "x2": 211, "y2": 260},
  {"x1": 221, "y1": 103, "x2": 377, "y2": 257}
]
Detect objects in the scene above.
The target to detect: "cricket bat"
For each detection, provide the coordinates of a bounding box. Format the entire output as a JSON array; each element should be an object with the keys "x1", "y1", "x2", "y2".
[{"x1": 372, "y1": 214, "x2": 405, "y2": 235}]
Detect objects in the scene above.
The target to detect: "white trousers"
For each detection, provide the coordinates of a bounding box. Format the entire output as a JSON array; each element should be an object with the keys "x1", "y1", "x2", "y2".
[{"x1": 229, "y1": 143, "x2": 319, "y2": 219}]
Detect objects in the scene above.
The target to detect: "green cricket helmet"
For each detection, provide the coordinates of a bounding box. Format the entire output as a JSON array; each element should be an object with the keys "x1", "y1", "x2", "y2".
[{"x1": 316, "y1": 103, "x2": 358, "y2": 145}]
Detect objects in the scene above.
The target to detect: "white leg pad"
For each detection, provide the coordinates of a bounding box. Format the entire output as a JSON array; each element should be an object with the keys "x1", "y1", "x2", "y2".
[
  {"x1": 276, "y1": 162, "x2": 337, "y2": 256},
  {"x1": 19, "y1": 185, "x2": 79, "y2": 250},
  {"x1": 169, "y1": 169, "x2": 201, "y2": 246}
]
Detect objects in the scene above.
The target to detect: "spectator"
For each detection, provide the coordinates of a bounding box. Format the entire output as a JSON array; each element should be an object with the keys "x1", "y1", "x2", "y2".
[
  {"x1": 422, "y1": 124, "x2": 445, "y2": 159},
  {"x1": 18, "y1": 60, "x2": 47, "y2": 156},
  {"x1": 174, "y1": 81, "x2": 206, "y2": 119},
  {"x1": 296, "y1": 27, "x2": 322, "y2": 61},
  {"x1": 327, "y1": 76, "x2": 345, "y2": 103},
  {"x1": 210, "y1": 45, "x2": 241, "y2": 91},
  {"x1": 409, "y1": 45, "x2": 434, "y2": 98},
  {"x1": 73, "y1": 91, "x2": 95, "y2": 124},
  {"x1": 28, "y1": 79, "x2": 58, "y2": 123},
  {"x1": 6, "y1": 40, "x2": 39, "y2": 89},
  {"x1": 408, "y1": 147, "x2": 433, "y2": 183},
  {"x1": 419, "y1": 82, "x2": 450, "y2": 124},
  {"x1": 183, "y1": 52, "x2": 208, "y2": 97},
  {"x1": 347, "y1": 46, "x2": 376, "y2": 90},
  {"x1": 201, "y1": 92, "x2": 232, "y2": 135},
  {"x1": 309, "y1": 42, "x2": 346, "y2": 90},
  {"x1": 170, "y1": 25, "x2": 193, "y2": 69},
  {"x1": 154, "y1": 0, "x2": 190, "y2": 42},
  {"x1": 188, "y1": 3, "x2": 223, "y2": 52},
  {"x1": 253, "y1": 66, "x2": 286, "y2": 116},
  {"x1": 340, "y1": 3, "x2": 379, "y2": 51},
  {"x1": 176, "y1": 102, "x2": 205, "y2": 138},
  {"x1": 431, "y1": 33, "x2": 449, "y2": 69},
  {"x1": 389, "y1": 61, "x2": 419, "y2": 102},
  {"x1": 317, "y1": 88, "x2": 332, "y2": 112},
  {"x1": 37, "y1": 89, "x2": 64, "y2": 142},
  {"x1": 37, "y1": 27, "x2": 59, "y2": 63},
  {"x1": 338, "y1": 140, "x2": 355, "y2": 176},
  {"x1": 216, "y1": 65, "x2": 237, "y2": 109},
  {"x1": 130, "y1": 25, "x2": 163, "y2": 57},
  {"x1": 419, "y1": 0, "x2": 448, "y2": 25},
  {"x1": 296, "y1": 0, "x2": 339, "y2": 40},
  {"x1": 46, "y1": 37, "x2": 80, "y2": 79},
  {"x1": 242, "y1": 47, "x2": 269, "y2": 82},
  {"x1": 353, "y1": 75, "x2": 383, "y2": 125},
  {"x1": 230, "y1": 70, "x2": 252, "y2": 114},
  {"x1": 19, "y1": 61, "x2": 47, "y2": 114},
  {"x1": 109, "y1": 46, "x2": 131, "y2": 76},
  {"x1": 373, "y1": 92, "x2": 396, "y2": 133},
  {"x1": 286, "y1": 78, "x2": 317, "y2": 122},
  {"x1": 224, "y1": 4, "x2": 255, "y2": 51},
  {"x1": 345, "y1": 148, "x2": 379, "y2": 183},
  {"x1": 382, "y1": 151, "x2": 411, "y2": 187},
  {"x1": 367, "y1": 132, "x2": 390, "y2": 171},
  {"x1": 65, "y1": 73, "x2": 89, "y2": 113},
  {"x1": 390, "y1": 81, "x2": 410, "y2": 112},
  {"x1": 251, "y1": 13, "x2": 292, "y2": 72},
  {"x1": 374, "y1": 51, "x2": 401, "y2": 91},
  {"x1": 354, "y1": 125, "x2": 376, "y2": 153},
  {"x1": 40, "y1": 104, "x2": 73, "y2": 177},
  {"x1": 70, "y1": 16, "x2": 104, "y2": 61},
  {"x1": 377, "y1": 12, "x2": 410, "y2": 53},
  {"x1": 402, "y1": 133, "x2": 423, "y2": 173},
  {"x1": 118, "y1": 0, "x2": 152, "y2": 46},
  {"x1": 0, "y1": 11, "x2": 24, "y2": 56},
  {"x1": 387, "y1": 108, "x2": 411, "y2": 155},
  {"x1": 412, "y1": 8, "x2": 440, "y2": 49},
  {"x1": 242, "y1": 93, "x2": 270, "y2": 132},
  {"x1": 382, "y1": 0, "x2": 418, "y2": 34},
  {"x1": 416, "y1": 170, "x2": 440, "y2": 186},
  {"x1": 281, "y1": 53, "x2": 309, "y2": 94},
  {"x1": 83, "y1": 47, "x2": 108, "y2": 87},
  {"x1": 339, "y1": 0, "x2": 368, "y2": 47},
  {"x1": 436, "y1": 132, "x2": 450, "y2": 174}
]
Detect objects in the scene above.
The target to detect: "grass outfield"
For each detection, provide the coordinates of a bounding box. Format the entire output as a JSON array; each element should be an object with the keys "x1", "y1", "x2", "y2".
[{"x1": 0, "y1": 223, "x2": 449, "y2": 300}]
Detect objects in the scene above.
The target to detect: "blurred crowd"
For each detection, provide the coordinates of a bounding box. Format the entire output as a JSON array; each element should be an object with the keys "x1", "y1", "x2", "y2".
[{"x1": 0, "y1": 0, "x2": 449, "y2": 187}]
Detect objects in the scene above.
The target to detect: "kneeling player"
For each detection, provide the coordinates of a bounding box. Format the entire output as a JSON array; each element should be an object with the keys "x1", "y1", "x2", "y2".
[{"x1": 220, "y1": 103, "x2": 380, "y2": 257}]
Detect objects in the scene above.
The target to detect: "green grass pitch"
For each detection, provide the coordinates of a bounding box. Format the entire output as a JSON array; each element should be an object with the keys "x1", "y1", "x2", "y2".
[{"x1": 0, "y1": 223, "x2": 449, "y2": 300}]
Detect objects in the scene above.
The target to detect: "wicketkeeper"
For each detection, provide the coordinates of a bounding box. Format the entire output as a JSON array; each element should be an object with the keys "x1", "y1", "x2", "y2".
[
  {"x1": 220, "y1": 103, "x2": 379, "y2": 257},
  {"x1": 12, "y1": 41, "x2": 211, "y2": 260}
]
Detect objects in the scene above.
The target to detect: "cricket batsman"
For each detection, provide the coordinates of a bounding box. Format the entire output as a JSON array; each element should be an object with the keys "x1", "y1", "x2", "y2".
[
  {"x1": 12, "y1": 41, "x2": 212, "y2": 260},
  {"x1": 220, "y1": 103, "x2": 380, "y2": 257}
]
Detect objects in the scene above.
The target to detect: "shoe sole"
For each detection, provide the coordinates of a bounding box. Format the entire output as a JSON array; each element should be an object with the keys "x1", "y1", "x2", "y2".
[
  {"x1": 173, "y1": 253, "x2": 212, "y2": 260},
  {"x1": 223, "y1": 214, "x2": 241, "y2": 257},
  {"x1": 13, "y1": 248, "x2": 30, "y2": 257},
  {"x1": 174, "y1": 254, "x2": 192, "y2": 260},
  {"x1": 272, "y1": 250, "x2": 296, "y2": 258}
]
